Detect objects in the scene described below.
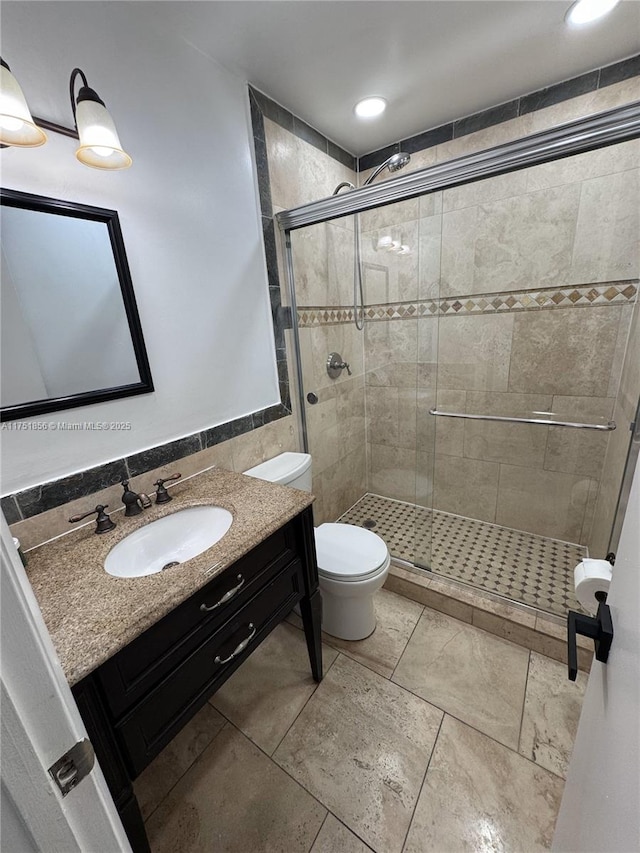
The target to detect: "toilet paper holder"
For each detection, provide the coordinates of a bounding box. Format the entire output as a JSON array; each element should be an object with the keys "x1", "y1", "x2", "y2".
[{"x1": 567, "y1": 591, "x2": 614, "y2": 681}]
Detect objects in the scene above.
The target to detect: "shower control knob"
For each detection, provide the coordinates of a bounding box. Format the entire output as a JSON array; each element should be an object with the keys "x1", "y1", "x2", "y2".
[
  {"x1": 327, "y1": 352, "x2": 351, "y2": 379},
  {"x1": 307, "y1": 392, "x2": 319, "y2": 405}
]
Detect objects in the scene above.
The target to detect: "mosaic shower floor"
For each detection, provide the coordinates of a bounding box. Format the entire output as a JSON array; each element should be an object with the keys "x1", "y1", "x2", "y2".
[{"x1": 337, "y1": 493, "x2": 586, "y2": 617}]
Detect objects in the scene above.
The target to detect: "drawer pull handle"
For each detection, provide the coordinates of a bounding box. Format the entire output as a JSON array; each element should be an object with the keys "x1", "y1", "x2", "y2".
[
  {"x1": 214, "y1": 624, "x2": 256, "y2": 665},
  {"x1": 200, "y1": 575, "x2": 245, "y2": 612}
]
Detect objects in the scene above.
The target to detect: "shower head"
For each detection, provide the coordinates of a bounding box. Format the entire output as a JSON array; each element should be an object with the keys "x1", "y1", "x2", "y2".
[
  {"x1": 363, "y1": 151, "x2": 411, "y2": 186},
  {"x1": 387, "y1": 152, "x2": 411, "y2": 172}
]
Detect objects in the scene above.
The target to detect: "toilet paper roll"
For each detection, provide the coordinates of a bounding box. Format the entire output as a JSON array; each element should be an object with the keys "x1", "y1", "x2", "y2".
[{"x1": 574, "y1": 558, "x2": 612, "y2": 614}]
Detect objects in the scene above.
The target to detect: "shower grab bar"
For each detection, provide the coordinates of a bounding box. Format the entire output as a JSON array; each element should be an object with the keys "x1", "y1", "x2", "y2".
[{"x1": 429, "y1": 409, "x2": 616, "y2": 431}]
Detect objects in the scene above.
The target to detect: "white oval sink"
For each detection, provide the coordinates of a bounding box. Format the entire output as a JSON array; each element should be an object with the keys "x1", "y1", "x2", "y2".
[{"x1": 104, "y1": 505, "x2": 233, "y2": 578}]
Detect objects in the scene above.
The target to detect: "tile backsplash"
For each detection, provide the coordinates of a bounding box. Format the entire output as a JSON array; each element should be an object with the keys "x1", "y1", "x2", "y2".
[{"x1": 8, "y1": 413, "x2": 299, "y2": 551}]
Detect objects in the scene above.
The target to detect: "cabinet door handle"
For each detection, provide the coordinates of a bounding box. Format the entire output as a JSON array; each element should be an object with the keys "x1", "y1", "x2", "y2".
[
  {"x1": 214, "y1": 623, "x2": 257, "y2": 665},
  {"x1": 200, "y1": 575, "x2": 245, "y2": 612}
]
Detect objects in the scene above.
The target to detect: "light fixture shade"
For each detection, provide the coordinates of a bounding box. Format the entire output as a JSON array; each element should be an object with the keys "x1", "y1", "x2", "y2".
[
  {"x1": 0, "y1": 64, "x2": 47, "y2": 147},
  {"x1": 75, "y1": 98, "x2": 132, "y2": 170},
  {"x1": 566, "y1": 0, "x2": 620, "y2": 24}
]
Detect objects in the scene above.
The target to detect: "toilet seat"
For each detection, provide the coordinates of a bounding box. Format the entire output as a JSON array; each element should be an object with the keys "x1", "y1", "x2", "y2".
[{"x1": 314, "y1": 523, "x2": 389, "y2": 582}]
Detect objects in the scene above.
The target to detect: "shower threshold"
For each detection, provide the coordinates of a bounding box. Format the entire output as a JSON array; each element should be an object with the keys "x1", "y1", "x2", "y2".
[{"x1": 337, "y1": 493, "x2": 586, "y2": 618}]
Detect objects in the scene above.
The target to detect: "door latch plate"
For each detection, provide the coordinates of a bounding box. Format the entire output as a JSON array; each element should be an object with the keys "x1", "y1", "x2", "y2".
[{"x1": 48, "y1": 738, "x2": 95, "y2": 797}]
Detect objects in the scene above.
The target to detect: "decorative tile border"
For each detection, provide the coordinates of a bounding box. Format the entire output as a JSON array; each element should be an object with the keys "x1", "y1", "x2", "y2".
[
  {"x1": 297, "y1": 307, "x2": 356, "y2": 327},
  {"x1": 297, "y1": 281, "x2": 638, "y2": 327},
  {"x1": 249, "y1": 85, "x2": 293, "y2": 408},
  {"x1": 249, "y1": 85, "x2": 356, "y2": 169},
  {"x1": 359, "y1": 53, "x2": 640, "y2": 171},
  {"x1": 247, "y1": 55, "x2": 639, "y2": 175}
]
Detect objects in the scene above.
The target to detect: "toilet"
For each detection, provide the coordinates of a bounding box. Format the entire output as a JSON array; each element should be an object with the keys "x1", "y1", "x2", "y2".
[{"x1": 244, "y1": 452, "x2": 390, "y2": 641}]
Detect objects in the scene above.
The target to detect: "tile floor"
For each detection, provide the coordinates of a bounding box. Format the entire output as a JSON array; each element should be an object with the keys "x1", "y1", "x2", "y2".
[
  {"x1": 338, "y1": 493, "x2": 586, "y2": 617},
  {"x1": 138, "y1": 588, "x2": 587, "y2": 853}
]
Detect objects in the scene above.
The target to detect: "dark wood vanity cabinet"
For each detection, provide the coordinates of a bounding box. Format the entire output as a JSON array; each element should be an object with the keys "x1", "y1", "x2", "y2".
[{"x1": 73, "y1": 506, "x2": 322, "y2": 853}]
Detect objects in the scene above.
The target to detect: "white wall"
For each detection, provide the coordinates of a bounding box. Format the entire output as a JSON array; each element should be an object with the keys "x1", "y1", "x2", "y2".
[
  {"x1": 0, "y1": 2, "x2": 279, "y2": 493},
  {"x1": 553, "y1": 454, "x2": 640, "y2": 851}
]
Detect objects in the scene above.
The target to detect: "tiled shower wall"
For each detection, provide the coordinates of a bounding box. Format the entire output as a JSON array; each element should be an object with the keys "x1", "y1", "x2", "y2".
[
  {"x1": 358, "y1": 152, "x2": 638, "y2": 547},
  {"x1": 263, "y1": 119, "x2": 367, "y2": 525},
  {"x1": 360, "y1": 101, "x2": 639, "y2": 549},
  {"x1": 590, "y1": 295, "x2": 640, "y2": 555},
  {"x1": 294, "y1": 76, "x2": 640, "y2": 551}
]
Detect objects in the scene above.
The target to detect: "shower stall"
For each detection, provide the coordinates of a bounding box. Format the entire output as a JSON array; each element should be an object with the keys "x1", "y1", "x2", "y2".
[{"x1": 278, "y1": 102, "x2": 640, "y2": 620}]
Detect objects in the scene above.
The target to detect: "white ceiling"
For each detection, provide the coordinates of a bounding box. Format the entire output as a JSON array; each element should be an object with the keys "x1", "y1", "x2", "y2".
[{"x1": 157, "y1": 0, "x2": 640, "y2": 156}]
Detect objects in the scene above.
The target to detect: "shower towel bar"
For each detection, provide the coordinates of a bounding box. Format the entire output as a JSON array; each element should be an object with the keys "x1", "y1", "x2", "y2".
[{"x1": 428, "y1": 409, "x2": 616, "y2": 431}]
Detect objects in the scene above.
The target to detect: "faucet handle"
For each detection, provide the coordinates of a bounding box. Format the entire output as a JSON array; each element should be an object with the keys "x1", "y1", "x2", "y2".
[
  {"x1": 153, "y1": 472, "x2": 181, "y2": 503},
  {"x1": 69, "y1": 504, "x2": 116, "y2": 534}
]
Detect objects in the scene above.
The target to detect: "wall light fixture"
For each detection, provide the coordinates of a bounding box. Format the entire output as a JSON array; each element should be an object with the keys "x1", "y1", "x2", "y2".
[
  {"x1": 0, "y1": 58, "x2": 47, "y2": 147},
  {"x1": 0, "y1": 59, "x2": 132, "y2": 170}
]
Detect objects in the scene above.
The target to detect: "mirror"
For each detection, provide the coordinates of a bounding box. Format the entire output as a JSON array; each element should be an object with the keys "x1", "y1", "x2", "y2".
[{"x1": 1, "y1": 188, "x2": 153, "y2": 420}]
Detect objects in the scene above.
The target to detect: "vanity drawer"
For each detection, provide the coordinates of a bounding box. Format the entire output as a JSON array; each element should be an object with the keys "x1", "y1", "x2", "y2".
[
  {"x1": 116, "y1": 559, "x2": 303, "y2": 776},
  {"x1": 98, "y1": 522, "x2": 298, "y2": 718}
]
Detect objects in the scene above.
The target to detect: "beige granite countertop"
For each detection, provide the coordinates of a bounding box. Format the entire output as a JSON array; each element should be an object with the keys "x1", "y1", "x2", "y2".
[{"x1": 25, "y1": 467, "x2": 313, "y2": 686}]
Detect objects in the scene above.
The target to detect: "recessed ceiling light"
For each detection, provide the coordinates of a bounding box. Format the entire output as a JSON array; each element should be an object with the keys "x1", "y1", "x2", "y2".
[
  {"x1": 354, "y1": 97, "x2": 386, "y2": 119},
  {"x1": 565, "y1": 0, "x2": 620, "y2": 25}
]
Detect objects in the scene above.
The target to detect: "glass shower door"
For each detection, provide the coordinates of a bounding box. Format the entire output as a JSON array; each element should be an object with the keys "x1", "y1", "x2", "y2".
[
  {"x1": 357, "y1": 196, "x2": 426, "y2": 564},
  {"x1": 288, "y1": 194, "x2": 438, "y2": 567},
  {"x1": 279, "y1": 106, "x2": 638, "y2": 619},
  {"x1": 288, "y1": 213, "x2": 369, "y2": 528},
  {"x1": 423, "y1": 139, "x2": 639, "y2": 616}
]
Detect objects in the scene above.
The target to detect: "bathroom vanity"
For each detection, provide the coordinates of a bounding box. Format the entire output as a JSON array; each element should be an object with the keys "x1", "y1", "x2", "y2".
[{"x1": 24, "y1": 468, "x2": 322, "y2": 852}]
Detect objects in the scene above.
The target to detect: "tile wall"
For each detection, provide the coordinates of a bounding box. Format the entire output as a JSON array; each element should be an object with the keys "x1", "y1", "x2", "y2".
[
  {"x1": 262, "y1": 118, "x2": 366, "y2": 524},
  {"x1": 293, "y1": 76, "x2": 640, "y2": 551},
  {"x1": 589, "y1": 295, "x2": 640, "y2": 555},
  {"x1": 359, "y1": 139, "x2": 638, "y2": 547}
]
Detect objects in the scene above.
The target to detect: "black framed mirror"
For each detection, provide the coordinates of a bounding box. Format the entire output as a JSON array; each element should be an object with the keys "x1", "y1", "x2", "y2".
[{"x1": 1, "y1": 188, "x2": 153, "y2": 421}]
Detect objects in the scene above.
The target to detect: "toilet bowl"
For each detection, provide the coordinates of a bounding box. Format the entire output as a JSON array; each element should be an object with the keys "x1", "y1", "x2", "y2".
[{"x1": 244, "y1": 452, "x2": 390, "y2": 640}]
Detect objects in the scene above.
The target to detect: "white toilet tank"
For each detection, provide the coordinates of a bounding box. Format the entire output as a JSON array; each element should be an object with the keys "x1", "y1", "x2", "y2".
[{"x1": 244, "y1": 452, "x2": 312, "y2": 492}]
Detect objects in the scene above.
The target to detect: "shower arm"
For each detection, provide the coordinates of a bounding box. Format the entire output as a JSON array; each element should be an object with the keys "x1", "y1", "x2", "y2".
[{"x1": 362, "y1": 160, "x2": 392, "y2": 186}]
